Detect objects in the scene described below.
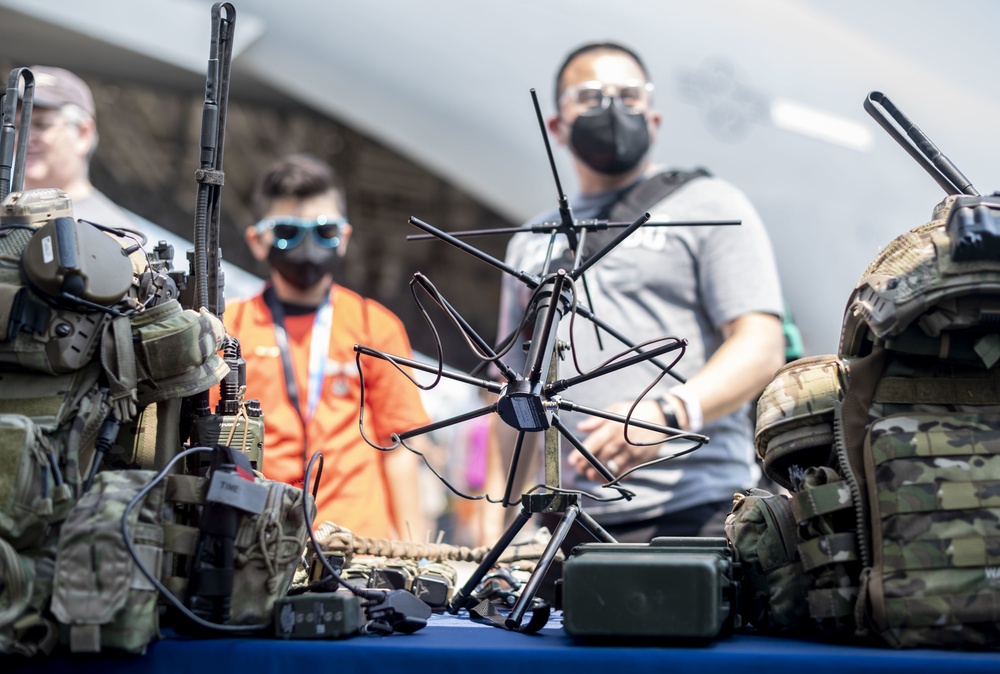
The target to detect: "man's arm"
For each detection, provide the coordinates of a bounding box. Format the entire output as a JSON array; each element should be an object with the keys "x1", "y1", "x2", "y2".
[
  {"x1": 666, "y1": 312, "x2": 785, "y2": 426},
  {"x1": 383, "y1": 438, "x2": 433, "y2": 542},
  {"x1": 571, "y1": 311, "x2": 785, "y2": 480}
]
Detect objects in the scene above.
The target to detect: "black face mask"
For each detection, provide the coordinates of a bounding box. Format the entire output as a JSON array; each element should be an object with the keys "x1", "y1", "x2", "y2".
[
  {"x1": 569, "y1": 100, "x2": 651, "y2": 175},
  {"x1": 267, "y1": 237, "x2": 341, "y2": 290}
]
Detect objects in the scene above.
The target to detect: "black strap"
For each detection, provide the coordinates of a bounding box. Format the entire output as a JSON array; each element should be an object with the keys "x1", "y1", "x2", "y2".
[
  {"x1": 581, "y1": 168, "x2": 711, "y2": 259},
  {"x1": 262, "y1": 285, "x2": 304, "y2": 420},
  {"x1": 605, "y1": 167, "x2": 711, "y2": 223}
]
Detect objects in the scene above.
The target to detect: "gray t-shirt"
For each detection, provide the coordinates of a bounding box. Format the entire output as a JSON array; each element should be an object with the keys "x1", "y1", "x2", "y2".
[{"x1": 498, "y1": 172, "x2": 783, "y2": 525}]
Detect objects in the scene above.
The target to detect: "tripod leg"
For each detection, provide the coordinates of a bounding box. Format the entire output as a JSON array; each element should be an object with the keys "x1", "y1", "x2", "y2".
[
  {"x1": 447, "y1": 507, "x2": 531, "y2": 614},
  {"x1": 576, "y1": 508, "x2": 617, "y2": 543},
  {"x1": 504, "y1": 503, "x2": 580, "y2": 629}
]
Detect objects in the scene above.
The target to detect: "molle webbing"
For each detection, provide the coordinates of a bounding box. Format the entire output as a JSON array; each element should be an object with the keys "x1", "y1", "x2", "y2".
[{"x1": 866, "y1": 410, "x2": 1000, "y2": 647}]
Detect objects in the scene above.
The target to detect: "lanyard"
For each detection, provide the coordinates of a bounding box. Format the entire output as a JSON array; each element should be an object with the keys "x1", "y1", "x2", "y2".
[
  {"x1": 305, "y1": 300, "x2": 333, "y2": 421},
  {"x1": 262, "y1": 285, "x2": 334, "y2": 425}
]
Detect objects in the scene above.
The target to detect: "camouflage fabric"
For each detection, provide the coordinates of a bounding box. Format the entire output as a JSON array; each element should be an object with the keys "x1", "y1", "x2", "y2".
[
  {"x1": 156, "y1": 472, "x2": 314, "y2": 627},
  {"x1": 753, "y1": 196, "x2": 1000, "y2": 648},
  {"x1": 755, "y1": 355, "x2": 847, "y2": 489},
  {"x1": 50, "y1": 470, "x2": 165, "y2": 655},
  {"x1": 864, "y1": 409, "x2": 1000, "y2": 648},
  {"x1": 229, "y1": 480, "x2": 315, "y2": 625},
  {"x1": 725, "y1": 488, "x2": 812, "y2": 632},
  {"x1": 841, "y1": 195, "x2": 1000, "y2": 359},
  {"x1": 45, "y1": 469, "x2": 313, "y2": 650},
  {"x1": 790, "y1": 465, "x2": 862, "y2": 637},
  {"x1": 0, "y1": 531, "x2": 59, "y2": 656},
  {"x1": 0, "y1": 189, "x2": 237, "y2": 657},
  {"x1": 0, "y1": 363, "x2": 110, "y2": 551},
  {"x1": 130, "y1": 299, "x2": 229, "y2": 406}
]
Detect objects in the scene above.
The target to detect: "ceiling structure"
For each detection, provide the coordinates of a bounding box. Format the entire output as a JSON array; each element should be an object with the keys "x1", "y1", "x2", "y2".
[{"x1": 1, "y1": 0, "x2": 999, "y2": 356}]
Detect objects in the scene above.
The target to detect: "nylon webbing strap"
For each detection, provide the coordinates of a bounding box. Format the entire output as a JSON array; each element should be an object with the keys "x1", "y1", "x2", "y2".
[
  {"x1": 574, "y1": 168, "x2": 712, "y2": 261},
  {"x1": 0, "y1": 282, "x2": 17, "y2": 336},
  {"x1": 885, "y1": 594, "x2": 1000, "y2": 627},
  {"x1": 262, "y1": 286, "x2": 303, "y2": 419},
  {"x1": 882, "y1": 482, "x2": 1000, "y2": 515},
  {"x1": 791, "y1": 482, "x2": 855, "y2": 521},
  {"x1": 882, "y1": 535, "x2": 1000, "y2": 570},
  {"x1": 876, "y1": 376, "x2": 1000, "y2": 404},
  {"x1": 101, "y1": 314, "x2": 138, "y2": 422},
  {"x1": 607, "y1": 168, "x2": 711, "y2": 223},
  {"x1": 808, "y1": 586, "x2": 858, "y2": 619},
  {"x1": 799, "y1": 532, "x2": 859, "y2": 573},
  {"x1": 761, "y1": 492, "x2": 800, "y2": 562}
]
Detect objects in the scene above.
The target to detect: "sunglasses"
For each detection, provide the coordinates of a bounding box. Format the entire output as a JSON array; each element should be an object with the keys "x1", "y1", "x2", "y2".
[
  {"x1": 255, "y1": 215, "x2": 347, "y2": 250},
  {"x1": 559, "y1": 80, "x2": 654, "y2": 111}
]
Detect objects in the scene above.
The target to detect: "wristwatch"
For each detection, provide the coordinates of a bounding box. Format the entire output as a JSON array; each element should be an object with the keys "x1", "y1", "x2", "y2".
[{"x1": 657, "y1": 396, "x2": 680, "y2": 429}]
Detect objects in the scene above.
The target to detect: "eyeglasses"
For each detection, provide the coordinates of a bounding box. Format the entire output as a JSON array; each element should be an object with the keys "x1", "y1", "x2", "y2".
[
  {"x1": 254, "y1": 215, "x2": 347, "y2": 250},
  {"x1": 559, "y1": 80, "x2": 654, "y2": 111},
  {"x1": 17, "y1": 111, "x2": 75, "y2": 138}
]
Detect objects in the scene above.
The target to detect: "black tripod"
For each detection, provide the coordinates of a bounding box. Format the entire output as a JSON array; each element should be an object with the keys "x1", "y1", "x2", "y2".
[
  {"x1": 353, "y1": 90, "x2": 712, "y2": 631},
  {"x1": 355, "y1": 220, "x2": 699, "y2": 629},
  {"x1": 442, "y1": 266, "x2": 693, "y2": 629}
]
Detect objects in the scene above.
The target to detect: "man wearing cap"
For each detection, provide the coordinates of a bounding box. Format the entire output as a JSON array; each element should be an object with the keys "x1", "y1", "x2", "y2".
[
  {"x1": 21, "y1": 65, "x2": 261, "y2": 298},
  {"x1": 22, "y1": 65, "x2": 139, "y2": 231}
]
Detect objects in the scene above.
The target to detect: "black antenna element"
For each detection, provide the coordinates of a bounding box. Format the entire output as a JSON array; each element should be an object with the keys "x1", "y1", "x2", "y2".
[
  {"x1": 532, "y1": 88, "x2": 578, "y2": 252},
  {"x1": 192, "y1": 2, "x2": 236, "y2": 317},
  {"x1": 864, "y1": 91, "x2": 978, "y2": 197},
  {"x1": 863, "y1": 91, "x2": 1000, "y2": 262},
  {"x1": 0, "y1": 67, "x2": 34, "y2": 200}
]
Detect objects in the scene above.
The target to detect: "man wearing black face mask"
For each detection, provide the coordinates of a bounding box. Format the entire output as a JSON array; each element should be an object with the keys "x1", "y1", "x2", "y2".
[
  {"x1": 486, "y1": 43, "x2": 785, "y2": 551},
  {"x1": 224, "y1": 153, "x2": 431, "y2": 541}
]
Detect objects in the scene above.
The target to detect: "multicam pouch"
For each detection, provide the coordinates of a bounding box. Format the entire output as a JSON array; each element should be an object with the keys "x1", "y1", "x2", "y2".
[
  {"x1": 859, "y1": 364, "x2": 1000, "y2": 648},
  {"x1": 0, "y1": 363, "x2": 111, "y2": 551},
  {"x1": 130, "y1": 299, "x2": 229, "y2": 407},
  {"x1": 754, "y1": 355, "x2": 847, "y2": 490},
  {"x1": 161, "y1": 473, "x2": 315, "y2": 627},
  {"x1": 49, "y1": 469, "x2": 315, "y2": 653},
  {"x1": 0, "y1": 532, "x2": 59, "y2": 657},
  {"x1": 50, "y1": 470, "x2": 166, "y2": 654},
  {"x1": 725, "y1": 488, "x2": 811, "y2": 633}
]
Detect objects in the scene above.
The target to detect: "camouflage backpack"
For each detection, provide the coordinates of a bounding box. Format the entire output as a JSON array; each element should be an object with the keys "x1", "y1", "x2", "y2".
[{"x1": 754, "y1": 194, "x2": 1000, "y2": 648}]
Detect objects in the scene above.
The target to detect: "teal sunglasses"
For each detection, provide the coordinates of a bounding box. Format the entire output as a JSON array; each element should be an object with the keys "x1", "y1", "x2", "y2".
[{"x1": 255, "y1": 215, "x2": 347, "y2": 250}]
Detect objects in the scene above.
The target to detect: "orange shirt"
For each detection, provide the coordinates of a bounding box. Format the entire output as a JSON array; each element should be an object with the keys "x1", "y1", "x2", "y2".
[{"x1": 220, "y1": 285, "x2": 430, "y2": 538}]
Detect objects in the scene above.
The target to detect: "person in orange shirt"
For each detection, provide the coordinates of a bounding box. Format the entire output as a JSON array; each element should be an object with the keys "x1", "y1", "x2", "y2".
[{"x1": 225, "y1": 153, "x2": 431, "y2": 540}]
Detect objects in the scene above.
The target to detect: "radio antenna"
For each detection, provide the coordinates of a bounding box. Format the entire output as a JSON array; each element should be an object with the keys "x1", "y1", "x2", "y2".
[
  {"x1": 532, "y1": 88, "x2": 578, "y2": 253},
  {"x1": 864, "y1": 91, "x2": 978, "y2": 197},
  {"x1": 0, "y1": 67, "x2": 33, "y2": 200},
  {"x1": 192, "y1": 1, "x2": 236, "y2": 317}
]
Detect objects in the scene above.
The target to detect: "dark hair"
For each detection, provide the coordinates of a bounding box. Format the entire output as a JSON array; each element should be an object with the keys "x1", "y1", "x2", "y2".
[
  {"x1": 553, "y1": 41, "x2": 651, "y2": 108},
  {"x1": 250, "y1": 153, "x2": 346, "y2": 221}
]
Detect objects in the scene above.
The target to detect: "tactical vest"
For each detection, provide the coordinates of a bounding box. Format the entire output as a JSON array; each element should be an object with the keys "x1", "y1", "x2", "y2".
[
  {"x1": 0, "y1": 189, "x2": 252, "y2": 656},
  {"x1": 749, "y1": 194, "x2": 1000, "y2": 648}
]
